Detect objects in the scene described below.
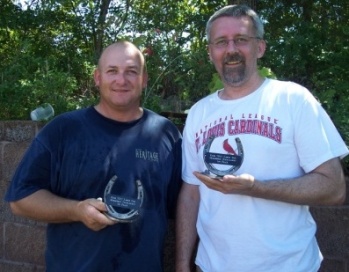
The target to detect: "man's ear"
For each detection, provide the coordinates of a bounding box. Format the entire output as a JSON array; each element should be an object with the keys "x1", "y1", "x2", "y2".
[
  {"x1": 257, "y1": 39, "x2": 267, "y2": 59},
  {"x1": 142, "y1": 72, "x2": 148, "y2": 89},
  {"x1": 93, "y1": 69, "x2": 100, "y2": 87},
  {"x1": 207, "y1": 45, "x2": 213, "y2": 62}
]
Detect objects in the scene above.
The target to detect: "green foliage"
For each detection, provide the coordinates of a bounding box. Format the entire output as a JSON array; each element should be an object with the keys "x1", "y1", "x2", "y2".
[
  {"x1": 208, "y1": 73, "x2": 224, "y2": 93},
  {"x1": 128, "y1": 0, "x2": 221, "y2": 109},
  {"x1": 142, "y1": 94, "x2": 162, "y2": 113},
  {"x1": 258, "y1": 67, "x2": 277, "y2": 79},
  {"x1": 0, "y1": 1, "x2": 99, "y2": 119}
]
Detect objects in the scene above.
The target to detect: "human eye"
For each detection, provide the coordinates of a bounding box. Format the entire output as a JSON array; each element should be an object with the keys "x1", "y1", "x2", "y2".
[
  {"x1": 234, "y1": 36, "x2": 249, "y2": 46},
  {"x1": 213, "y1": 39, "x2": 228, "y2": 48},
  {"x1": 107, "y1": 68, "x2": 118, "y2": 74},
  {"x1": 126, "y1": 69, "x2": 139, "y2": 76}
]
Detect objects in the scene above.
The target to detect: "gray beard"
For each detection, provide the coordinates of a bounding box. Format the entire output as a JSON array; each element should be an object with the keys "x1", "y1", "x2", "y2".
[{"x1": 223, "y1": 65, "x2": 246, "y2": 86}]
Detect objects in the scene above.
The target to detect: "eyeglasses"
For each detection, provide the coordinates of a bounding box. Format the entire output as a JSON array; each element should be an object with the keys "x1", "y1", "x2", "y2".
[{"x1": 210, "y1": 36, "x2": 261, "y2": 48}]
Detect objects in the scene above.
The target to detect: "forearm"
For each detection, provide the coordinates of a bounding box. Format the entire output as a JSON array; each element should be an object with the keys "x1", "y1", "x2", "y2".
[
  {"x1": 251, "y1": 170, "x2": 345, "y2": 206},
  {"x1": 196, "y1": 157, "x2": 346, "y2": 206},
  {"x1": 9, "y1": 189, "x2": 81, "y2": 223},
  {"x1": 176, "y1": 184, "x2": 199, "y2": 272},
  {"x1": 10, "y1": 189, "x2": 116, "y2": 231},
  {"x1": 247, "y1": 158, "x2": 346, "y2": 206}
]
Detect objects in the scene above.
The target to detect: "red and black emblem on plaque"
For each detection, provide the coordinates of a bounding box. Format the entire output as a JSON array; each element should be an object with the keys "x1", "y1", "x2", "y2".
[{"x1": 202, "y1": 135, "x2": 244, "y2": 178}]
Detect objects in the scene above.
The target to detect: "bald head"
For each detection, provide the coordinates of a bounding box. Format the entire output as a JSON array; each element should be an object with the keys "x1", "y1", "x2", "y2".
[{"x1": 98, "y1": 41, "x2": 146, "y2": 74}]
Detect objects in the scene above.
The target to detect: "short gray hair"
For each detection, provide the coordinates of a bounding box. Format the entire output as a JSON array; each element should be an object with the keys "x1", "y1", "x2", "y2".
[{"x1": 205, "y1": 5, "x2": 264, "y2": 42}]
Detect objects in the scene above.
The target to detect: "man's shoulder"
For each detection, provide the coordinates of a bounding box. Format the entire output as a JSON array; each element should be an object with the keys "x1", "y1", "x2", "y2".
[
  {"x1": 144, "y1": 109, "x2": 182, "y2": 134},
  {"x1": 263, "y1": 78, "x2": 310, "y2": 99},
  {"x1": 38, "y1": 107, "x2": 92, "y2": 136},
  {"x1": 265, "y1": 78, "x2": 306, "y2": 90}
]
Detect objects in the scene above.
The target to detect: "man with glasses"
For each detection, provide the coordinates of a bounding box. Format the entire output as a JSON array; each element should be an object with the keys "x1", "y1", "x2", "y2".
[{"x1": 176, "y1": 5, "x2": 348, "y2": 272}]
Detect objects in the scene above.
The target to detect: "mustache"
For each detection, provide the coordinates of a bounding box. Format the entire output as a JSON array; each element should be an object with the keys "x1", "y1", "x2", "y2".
[{"x1": 224, "y1": 53, "x2": 244, "y2": 63}]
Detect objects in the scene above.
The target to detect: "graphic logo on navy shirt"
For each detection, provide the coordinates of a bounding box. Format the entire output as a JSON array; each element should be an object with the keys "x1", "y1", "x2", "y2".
[{"x1": 135, "y1": 149, "x2": 159, "y2": 162}]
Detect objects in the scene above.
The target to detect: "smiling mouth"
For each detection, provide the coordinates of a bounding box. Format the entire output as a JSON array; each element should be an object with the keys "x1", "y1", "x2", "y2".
[
  {"x1": 112, "y1": 89, "x2": 128, "y2": 92},
  {"x1": 225, "y1": 60, "x2": 241, "y2": 65},
  {"x1": 224, "y1": 53, "x2": 244, "y2": 66}
]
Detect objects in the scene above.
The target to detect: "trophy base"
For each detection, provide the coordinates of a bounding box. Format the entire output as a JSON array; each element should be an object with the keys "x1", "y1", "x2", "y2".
[
  {"x1": 98, "y1": 198, "x2": 139, "y2": 223},
  {"x1": 104, "y1": 212, "x2": 138, "y2": 223},
  {"x1": 200, "y1": 170, "x2": 224, "y2": 180}
]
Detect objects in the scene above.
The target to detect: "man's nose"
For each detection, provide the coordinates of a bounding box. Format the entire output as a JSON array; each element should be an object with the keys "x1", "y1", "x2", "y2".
[
  {"x1": 114, "y1": 73, "x2": 126, "y2": 84},
  {"x1": 226, "y1": 40, "x2": 239, "y2": 52}
]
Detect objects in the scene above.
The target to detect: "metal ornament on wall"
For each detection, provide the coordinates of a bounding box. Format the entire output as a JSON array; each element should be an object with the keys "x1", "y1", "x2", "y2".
[
  {"x1": 103, "y1": 175, "x2": 144, "y2": 223},
  {"x1": 202, "y1": 135, "x2": 244, "y2": 178}
]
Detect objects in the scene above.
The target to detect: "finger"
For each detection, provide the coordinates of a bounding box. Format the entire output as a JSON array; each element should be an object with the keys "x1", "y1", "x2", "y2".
[
  {"x1": 88, "y1": 198, "x2": 108, "y2": 212},
  {"x1": 221, "y1": 174, "x2": 236, "y2": 182},
  {"x1": 87, "y1": 212, "x2": 117, "y2": 230},
  {"x1": 197, "y1": 176, "x2": 223, "y2": 190},
  {"x1": 193, "y1": 171, "x2": 216, "y2": 182},
  {"x1": 194, "y1": 172, "x2": 221, "y2": 185}
]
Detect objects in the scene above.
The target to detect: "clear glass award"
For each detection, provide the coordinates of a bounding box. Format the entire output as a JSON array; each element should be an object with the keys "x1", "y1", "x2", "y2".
[{"x1": 103, "y1": 175, "x2": 144, "y2": 223}]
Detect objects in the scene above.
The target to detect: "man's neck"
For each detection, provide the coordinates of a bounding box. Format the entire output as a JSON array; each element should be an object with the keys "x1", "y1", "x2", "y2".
[
  {"x1": 219, "y1": 76, "x2": 266, "y2": 100},
  {"x1": 94, "y1": 104, "x2": 143, "y2": 122}
]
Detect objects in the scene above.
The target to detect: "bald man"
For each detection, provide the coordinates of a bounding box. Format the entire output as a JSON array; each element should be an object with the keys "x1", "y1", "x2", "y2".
[{"x1": 5, "y1": 41, "x2": 182, "y2": 271}]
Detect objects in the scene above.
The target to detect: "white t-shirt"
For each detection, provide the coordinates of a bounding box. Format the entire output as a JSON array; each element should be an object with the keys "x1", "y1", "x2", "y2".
[{"x1": 182, "y1": 79, "x2": 348, "y2": 272}]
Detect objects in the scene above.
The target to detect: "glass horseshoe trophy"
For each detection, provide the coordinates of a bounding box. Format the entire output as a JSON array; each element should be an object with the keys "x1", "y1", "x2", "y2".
[
  {"x1": 202, "y1": 135, "x2": 244, "y2": 178},
  {"x1": 103, "y1": 175, "x2": 144, "y2": 223}
]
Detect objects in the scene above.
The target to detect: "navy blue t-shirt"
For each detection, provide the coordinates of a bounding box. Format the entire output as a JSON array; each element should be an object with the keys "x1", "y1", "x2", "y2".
[{"x1": 5, "y1": 107, "x2": 182, "y2": 272}]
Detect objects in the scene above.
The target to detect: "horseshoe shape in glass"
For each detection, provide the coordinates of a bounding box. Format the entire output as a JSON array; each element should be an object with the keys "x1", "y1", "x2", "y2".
[
  {"x1": 104, "y1": 175, "x2": 144, "y2": 223},
  {"x1": 203, "y1": 135, "x2": 244, "y2": 177}
]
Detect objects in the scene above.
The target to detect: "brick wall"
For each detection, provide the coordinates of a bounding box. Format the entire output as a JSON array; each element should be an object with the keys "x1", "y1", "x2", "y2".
[{"x1": 0, "y1": 121, "x2": 348, "y2": 271}]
